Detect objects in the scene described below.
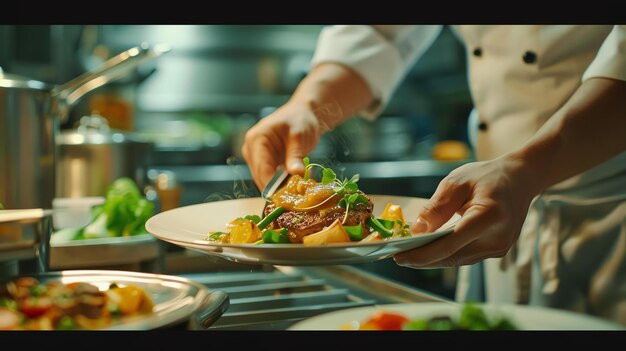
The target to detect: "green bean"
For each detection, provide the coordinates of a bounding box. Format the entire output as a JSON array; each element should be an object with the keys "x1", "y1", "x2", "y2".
[
  {"x1": 257, "y1": 206, "x2": 285, "y2": 230},
  {"x1": 366, "y1": 217, "x2": 393, "y2": 238}
]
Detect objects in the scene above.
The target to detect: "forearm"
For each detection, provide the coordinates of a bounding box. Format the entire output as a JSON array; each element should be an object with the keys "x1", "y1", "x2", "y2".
[
  {"x1": 289, "y1": 62, "x2": 375, "y2": 132},
  {"x1": 509, "y1": 77, "x2": 626, "y2": 195}
]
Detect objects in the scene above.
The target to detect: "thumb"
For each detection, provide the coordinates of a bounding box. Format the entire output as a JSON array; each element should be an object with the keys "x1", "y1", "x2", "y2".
[
  {"x1": 285, "y1": 154, "x2": 305, "y2": 175},
  {"x1": 412, "y1": 181, "x2": 470, "y2": 234},
  {"x1": 285, "y1": 135, "x2": 315, "y2": 176}
]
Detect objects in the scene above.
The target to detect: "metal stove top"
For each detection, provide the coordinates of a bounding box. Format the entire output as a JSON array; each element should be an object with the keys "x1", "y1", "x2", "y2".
[{"x1": 177, "y1": 264, "x2": 451, "y2": 330}]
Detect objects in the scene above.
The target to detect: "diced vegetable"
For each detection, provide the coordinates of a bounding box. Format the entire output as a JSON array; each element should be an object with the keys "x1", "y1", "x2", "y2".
[
  {"x1": 0, "y1": 308, "x2": 21, "y2": 330},
  {"x1": 361, "y1": 311, "x2": 409, "y2": 330},
  {"x1": 427, "y1": 316, "x2": 458, "y2": 330},
  {"x1": 403, "y1": 319, "x2": 429, "y2": 330},
  {"x1": 376, "y1": 218, "x2": 395, "y2": 230},
  {"x1": 302, "y1": 219, "x2": 351, "y2": 246},
  {"x1": 228, "y1": 218, "x2": 262, "y2": 244},
  {"x1": 18, "y1": 296, "x2": 53, "y2": 318},
  {"x1": 108, "y1": 286, "x2": 154, "y2": 315},
  {"x1": 366, "y1": 217, "x2": 393, "y2": 238},
  {"x1": 403, "y1": 303, "x2": 518, "y2": 330},
  {"x1": 0, "y1": 298, "x2": 18, "y2": 311},
  {"x1": 457, "y1": 302, "x2": 492, "y2": 330},
  {"x1": 380, "y1": 203, "x2": 405, "y2": 228},
  {"x1": 55, "y1": 316, "x2": 76, "y2": 330},
  {"x1": 261, "y1": 228, "x2": 290, "y2": 244},
  {"x1": 344, "y1": 223, "x2": 364, "y2": 241}
]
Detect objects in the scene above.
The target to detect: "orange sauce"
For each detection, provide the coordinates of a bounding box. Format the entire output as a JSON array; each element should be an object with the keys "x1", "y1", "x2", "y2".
[{"x1": 271, "y1": 175, "x2": 339, "y2": 211}]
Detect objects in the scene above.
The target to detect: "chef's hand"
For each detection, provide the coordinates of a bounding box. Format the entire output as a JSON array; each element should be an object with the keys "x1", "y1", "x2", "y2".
[
  {"x1": 241, "y1": 101, "x2": 325, "y2": 191},
  {"x1": 241, "y1": 63, "x2": 375, "y2": 191},
  {"x1": 395, "y1": 78, "x2": 626, "y2": 268},
  {"x1": 394, "y1": 157, "x2": 536, "y2": 268}
]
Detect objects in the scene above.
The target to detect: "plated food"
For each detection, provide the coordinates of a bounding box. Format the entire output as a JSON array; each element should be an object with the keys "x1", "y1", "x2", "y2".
[
  {"x1": 145, "y1": 157, "x2": 461, "y2": 265},
  {"x1": 288, "y1": 302, "x2": 626, "y2": 331},
  {"x1": 340, "y1": 302, "x2": 517, "y2": 330},
  {"x1": 0, "y1": 270, "x2": 228, "y2": 331},
  {"x1": 0, "y1": 276, "x2": 153, "y2": 330},
  {"x1": 147, "y1": 194, "x2": 459, "y2": 265},
  {"x1": 207, "y1": 158, "x2": 414, "y2": 246}
]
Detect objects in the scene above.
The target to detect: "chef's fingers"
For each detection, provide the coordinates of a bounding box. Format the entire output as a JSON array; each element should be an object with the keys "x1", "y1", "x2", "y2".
[
  {"x1": 396, "y1": 241, "x2": 499, "y2": 269},
  {"x1": 396, "y1": 226, "x2": 513, "y2": 268},
  {"x1": 284, "y1": 132, "x2": 310, "y2": 177},
  {"x1": 242, "y1": 130, "x2": 285, "y2": 191},
  {"x1": 411, "y1": 178, "x2": 472, "y2": 234},
  {"x1": 396, "y1": 207, "x2": 481, "y2": 267},
  {"x1": 284, "y1": 116, "x2": 322, "y2": 176},
  {"x1": 395, "y1": 202, "x2": 510, "y2": 268}
]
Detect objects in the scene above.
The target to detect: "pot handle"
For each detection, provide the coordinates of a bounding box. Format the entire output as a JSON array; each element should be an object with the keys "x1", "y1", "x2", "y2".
[
  {"x1": 51, "y1": 42, "x2": 171, "y2": 122},
  {"x1": 187, "y1": 290, "x2": 230, "y2": 330}
]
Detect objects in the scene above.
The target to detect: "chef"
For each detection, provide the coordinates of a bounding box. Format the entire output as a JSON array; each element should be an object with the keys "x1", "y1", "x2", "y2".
[{"x1": 241, "y1": 25, "x2": 626, "y2": 325}]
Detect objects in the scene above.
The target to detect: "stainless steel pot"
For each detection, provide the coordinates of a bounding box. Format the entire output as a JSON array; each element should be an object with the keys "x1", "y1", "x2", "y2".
[
  {"x1": 56, "y1": 114, "x2": 155, "y2": 198},
  {"x1": 0, "y1": 43, "x2": 170, "y2": 210}
]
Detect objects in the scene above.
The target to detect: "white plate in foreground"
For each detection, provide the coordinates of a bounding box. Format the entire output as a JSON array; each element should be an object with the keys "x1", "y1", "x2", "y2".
[
  {"x1": 145, "y1": 195, "x2": 460, "y2": 266},
  {"x1": 287, "y1": 302, "x2": 625, "y2": 330}
]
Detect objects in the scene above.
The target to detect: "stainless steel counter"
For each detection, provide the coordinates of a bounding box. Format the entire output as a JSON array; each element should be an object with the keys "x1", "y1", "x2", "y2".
[
  {"x1": 49, "y1": 234, "x2": 164, "y2": 272},
  {"x1": 163, "y1": 249, "x2": 452, "y2": 330}
]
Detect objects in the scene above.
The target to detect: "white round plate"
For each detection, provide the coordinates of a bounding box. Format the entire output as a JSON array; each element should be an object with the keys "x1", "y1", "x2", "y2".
[
  {"x1": 287, "y1": 302, "x2": 625, "y2": 330},
  {"x1": 145, "y1": 195, "x2": 460, "y2": 266}
]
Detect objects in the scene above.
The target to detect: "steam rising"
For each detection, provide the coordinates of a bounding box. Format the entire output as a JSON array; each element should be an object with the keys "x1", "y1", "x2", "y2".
[{"x1": 203, "y1": 156, "x2": 259, "y2": 203}]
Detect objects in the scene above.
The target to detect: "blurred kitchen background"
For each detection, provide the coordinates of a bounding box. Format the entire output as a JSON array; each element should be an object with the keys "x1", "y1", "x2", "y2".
[{"x1": 0, "y1": 25, "x2": 473, "y2": 298}]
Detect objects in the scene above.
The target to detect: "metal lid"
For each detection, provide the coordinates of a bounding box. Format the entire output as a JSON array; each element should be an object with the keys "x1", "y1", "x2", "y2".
[
  {"x1": 0, "y1": 67, "x2": 53, "y2": 91},
  {"x1": 57, "y1": 114, "x2": 145, "y2": 145}
]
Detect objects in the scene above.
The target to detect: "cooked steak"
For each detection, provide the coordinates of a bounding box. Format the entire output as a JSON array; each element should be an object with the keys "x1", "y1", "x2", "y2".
[{"x1": 264, "y1": 192, "x2": 374, "y2": 243}]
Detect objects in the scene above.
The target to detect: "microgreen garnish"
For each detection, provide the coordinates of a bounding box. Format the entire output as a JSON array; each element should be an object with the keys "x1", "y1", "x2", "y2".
[
  {"x1": 303, "y1": 157, "x2": 360, "y2": 193},
  {"x1": 303, "y1": 157, "x2": 311, "y2": 180},
  {"x1": 338, "y1": 193, "x2": 369, "y2": 223},
  {"x1": 303, "y1": 157, "x2": 365, "y2": 224},
  {"x1": 394, "y1": 220, "x2": 411, "y2": 237}
]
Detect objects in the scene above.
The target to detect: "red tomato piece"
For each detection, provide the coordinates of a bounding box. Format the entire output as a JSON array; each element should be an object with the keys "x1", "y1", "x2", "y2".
[
  {"x1": 18, "y1": 296, "x2": 53, "y2": 318},
  {"x1": 362, "y1": 311, "x2": 409, "y2": 330}
]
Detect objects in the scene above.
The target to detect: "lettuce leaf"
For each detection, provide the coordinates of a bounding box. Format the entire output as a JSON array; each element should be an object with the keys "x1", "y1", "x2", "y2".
[{"x1": 82, "y1": 177, "x2": 154, "y2": 239}]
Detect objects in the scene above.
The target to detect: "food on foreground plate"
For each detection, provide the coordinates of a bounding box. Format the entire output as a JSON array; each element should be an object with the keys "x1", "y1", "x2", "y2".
[
  {"x1": 341, "y1": 303, "x2": 518, "y2": 330},
  {"x1": 0, "y1": 276, "x2": 154, "y2": 330},
  {"x1": 51, "y1": 177, "x2": 155, "y2": 242},
  {"x1": 207, "y1": 158, "x2": 416, "y2": 245}
]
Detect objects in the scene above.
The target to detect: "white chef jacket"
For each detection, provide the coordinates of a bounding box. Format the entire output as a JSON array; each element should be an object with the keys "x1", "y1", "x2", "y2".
[{"x1": 311, "y1": 25, "x2": 626, "y2": 325}]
